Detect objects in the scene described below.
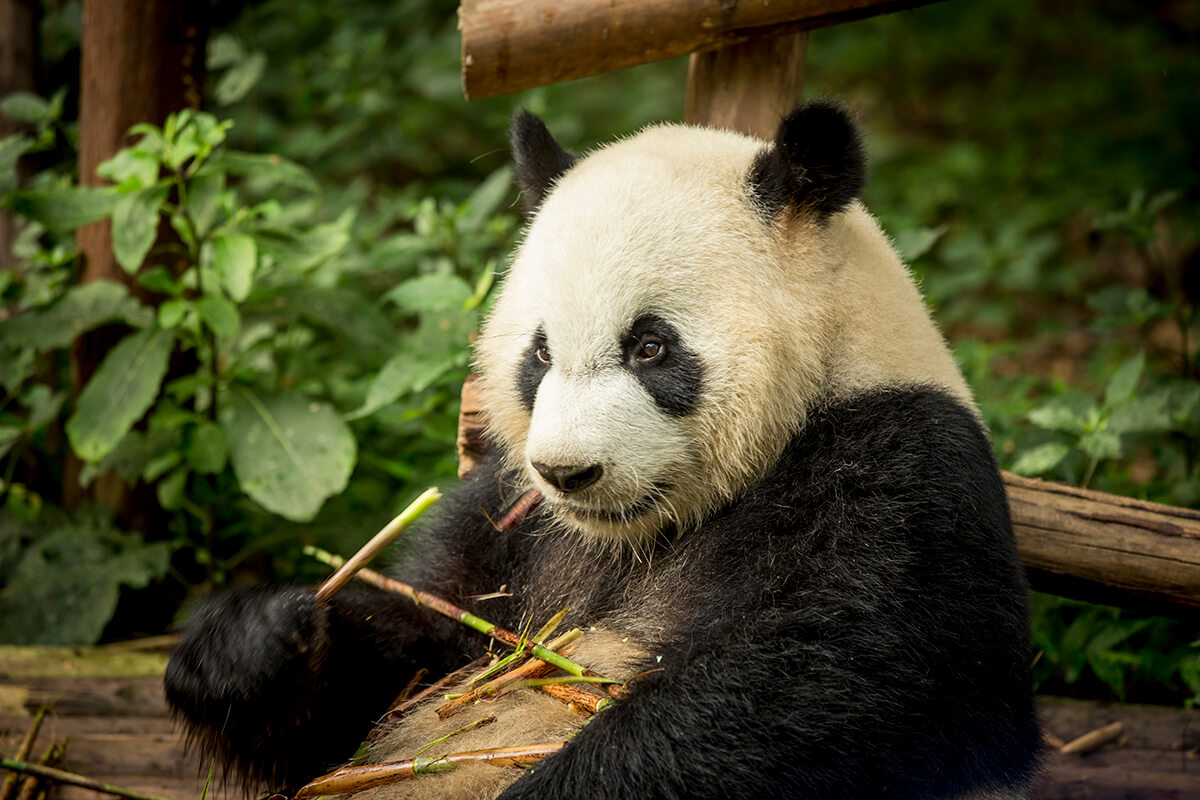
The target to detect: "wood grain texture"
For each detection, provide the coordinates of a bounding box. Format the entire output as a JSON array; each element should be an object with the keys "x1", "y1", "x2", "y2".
[
  {"x1": 1005, "y1": 472, "x2": 1200, "y2": 610},
  {"x1": 684, "y1": 30, "x2": 807, "y2": 138},
  {"x1": 459, "y1": 0, "x2": 940, "y2": 99}
]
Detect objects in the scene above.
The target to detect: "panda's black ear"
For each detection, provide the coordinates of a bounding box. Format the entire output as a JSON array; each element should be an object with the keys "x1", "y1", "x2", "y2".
[
  {"x1": 748, "y1": 100, "x2": 866, "y2": 223},
  {"x1": 510, "y1": 109, "x2": 577, "y2": 216}
]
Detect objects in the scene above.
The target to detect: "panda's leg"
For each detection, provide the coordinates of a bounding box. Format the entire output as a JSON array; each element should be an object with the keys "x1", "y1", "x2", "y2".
[{"x1": 165, "y1": 583, "x2": 465, "y2": 793}]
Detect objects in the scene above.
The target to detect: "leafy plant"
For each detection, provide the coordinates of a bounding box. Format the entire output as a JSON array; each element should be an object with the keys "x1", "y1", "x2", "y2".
[{"x1": 0, "y1": 105, "x2": 517, "y2": 640}]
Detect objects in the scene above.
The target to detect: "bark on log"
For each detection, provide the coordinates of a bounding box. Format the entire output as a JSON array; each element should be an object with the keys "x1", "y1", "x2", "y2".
[
  {"x1": 459, "y1": 0, "x2": 937, "y2": 100},
  {"x1": 1005, "y1": 472, "x2": 1200, "y2": 612}
]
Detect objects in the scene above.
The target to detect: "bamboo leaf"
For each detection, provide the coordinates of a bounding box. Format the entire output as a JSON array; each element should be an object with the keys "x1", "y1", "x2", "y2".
[
  {"x1": 65, "y1": 327, "x2": 174, "y2": 462},
  {"x1": 221, "y1": 388, "x2": 356, "y2": 521}
]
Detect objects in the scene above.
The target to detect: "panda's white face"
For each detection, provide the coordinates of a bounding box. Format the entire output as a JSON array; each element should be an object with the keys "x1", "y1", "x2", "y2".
[
  {"x1": 476, "y1": 110, "x2": 972, "y2": 545},
  {"x1": 477, "y1": 126, "x2": 833, "y2": 543}
]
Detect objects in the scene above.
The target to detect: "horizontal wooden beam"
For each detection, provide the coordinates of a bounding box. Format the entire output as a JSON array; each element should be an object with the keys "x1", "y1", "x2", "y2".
[
  {"x1": 1005, "y1": 472, "x2": 1200, "y2": 612},
  {"x1": 459, "y1": 0, "x2": 940, "y2": 100}
]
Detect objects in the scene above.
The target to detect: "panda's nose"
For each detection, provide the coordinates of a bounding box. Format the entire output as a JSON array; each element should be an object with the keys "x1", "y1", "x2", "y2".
[{"x1": 532, "y1": 462, "x2": 604, "y2": 494}]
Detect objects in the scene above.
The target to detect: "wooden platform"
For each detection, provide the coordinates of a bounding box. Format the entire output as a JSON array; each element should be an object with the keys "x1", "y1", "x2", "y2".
[{"x1": 1, "y1": 644, "x2": 1197, "y2": 799}]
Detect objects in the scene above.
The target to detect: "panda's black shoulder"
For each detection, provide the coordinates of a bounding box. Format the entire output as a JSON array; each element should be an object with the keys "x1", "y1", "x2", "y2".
[{"x1": 783, "y1": 385, "x2": 1006, "y2": 513}]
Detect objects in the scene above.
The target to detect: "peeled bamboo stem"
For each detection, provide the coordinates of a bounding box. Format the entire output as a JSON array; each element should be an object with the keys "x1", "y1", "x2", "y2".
[{"x1": 294, "y1": 742, "x2": 566, "y2": 798}]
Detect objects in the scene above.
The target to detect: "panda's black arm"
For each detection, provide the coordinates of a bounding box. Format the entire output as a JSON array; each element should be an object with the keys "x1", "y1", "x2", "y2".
[{"x1": 164, "y1": 453, "x2": 527, "y2": 793}]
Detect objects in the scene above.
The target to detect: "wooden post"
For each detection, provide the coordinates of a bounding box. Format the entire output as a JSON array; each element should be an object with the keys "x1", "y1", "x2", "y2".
[
  {"x1": 684, "y1": 30, "x2": 807, "y2": 138},
  {"x1": 64, "y1": 1, "x2": 206, "y2": 512},
  {"x1": 0, "y1": 0, "x2": 37, "y2": 271}
]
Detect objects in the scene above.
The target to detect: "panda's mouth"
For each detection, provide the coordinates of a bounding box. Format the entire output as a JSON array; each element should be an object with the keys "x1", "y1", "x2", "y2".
[{"x1": 557, "y1": 487, "x2": 668, "y2": 524}]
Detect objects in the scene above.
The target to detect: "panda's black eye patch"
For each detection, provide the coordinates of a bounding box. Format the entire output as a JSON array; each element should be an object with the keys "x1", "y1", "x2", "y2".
[
  {"x1": 517, "y1": 328, "x2": 550, "y2": 411},
  {"x1": 622, "y1": 315, "x2": 702, "y2": 417}
]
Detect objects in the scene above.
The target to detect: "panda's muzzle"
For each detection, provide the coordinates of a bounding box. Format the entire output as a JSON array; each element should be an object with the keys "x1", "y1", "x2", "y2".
[{"x1": 532, "y1": 462, "x2": 604, "y2": 494}]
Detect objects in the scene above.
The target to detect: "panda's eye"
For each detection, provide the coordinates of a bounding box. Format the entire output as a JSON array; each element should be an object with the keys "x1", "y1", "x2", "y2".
[
  {"x1": 535, "y1": 341, "x2": 551, "y2": 365},
  {"x1": 635, "y1": 337, "x2": 666, "y2": 364}
]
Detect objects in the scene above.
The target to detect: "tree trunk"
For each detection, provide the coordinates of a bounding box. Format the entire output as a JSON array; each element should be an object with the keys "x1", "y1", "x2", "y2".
[
  {"x1": 64, "y1": 1, "x2": 206, "y2": 512},
  {"x1": 0, "y1": 0, "x2": 37, "y2": 271}
]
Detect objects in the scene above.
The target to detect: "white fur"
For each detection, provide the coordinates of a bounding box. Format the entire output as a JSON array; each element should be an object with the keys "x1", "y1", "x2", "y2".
[{"x1": 475, "y1": 123, "x2": 970, "y2": 545}]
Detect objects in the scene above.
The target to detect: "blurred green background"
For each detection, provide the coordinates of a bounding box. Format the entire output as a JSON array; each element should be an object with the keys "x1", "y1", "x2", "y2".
[{"x1": 1, "y1": 0, "x2": 1198, "y2": 705}]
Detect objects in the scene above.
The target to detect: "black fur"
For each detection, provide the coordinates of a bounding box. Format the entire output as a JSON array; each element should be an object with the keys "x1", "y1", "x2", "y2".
[
  {"x1": 510, "y1": 109, "x2": 577, "y2": 215},
  {"x1": 516, "y1": 326, "x2": 549, "y2": 411},
  {"x1": 749, "y1": 100, "x2": 867, "y2": 223},
  {"x1": 166, "y1": 387, "x2": 1040, "y2": 798},
  {"x1": 622, "y1": 314, "x2": 703, "y2": 417}
]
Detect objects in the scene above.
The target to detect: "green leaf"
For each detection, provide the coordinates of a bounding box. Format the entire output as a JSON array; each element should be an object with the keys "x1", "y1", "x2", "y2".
[
  {"x1": 1104, "y1": 352, "x2": 1144, "y2": 408},
  {"x1": 77, "y1": 427, "x2": 184, "y2": 488},
  {"x1": 138, "y1": 266, "x2": 184, "y2": 297},
  {"x1": 893, "y1": 226, "x2": 947, "y2": 262},
  {"x1": 209, "y1": 150, "x2": 318, "y2": 192},
  {"x1": 220, "y1": 388, "x2": 356, "y2": 522},
  {"x1": 254, "y1": 211, "x2": 352, "y2": 271},
  {"x1": 215, "y1": 52, "x2": 266, "y2": 106},
  {"x1": 0, "y1": 279, "x2": 154, "y2": 351},
  {"x1": 457, "y1": 166, "x2": 513, "y2": 233},
  {"x1": 209, "y1": 232, "x2": 256, "y2": 302},
  {"x1": 1009, "y1": 442, "x2": 1071, "y2": 476},
  {"x1": 196, "y1": 295, "x2": 240, "y2": 339},
  {"x1": 156, "y1": 465, "x2": 188, "y2": 510},
  {"x1": 8, "y1": 186, "x2": 119, "y2": 231},
  {"x1": 186, "y1": 169, "x2": 225, "y2": 238},
  {"x1": 1109, "y1": 389, "x2": 1173, "y2": 434},
  {"x1": 21, "y1": 385, "x2": 64, "y2": 432},
  {"x1": 384, "y1": 273, "x2": 473, "y2": 314},
  {"x1": 207, "y1": 33, "x2": 246, "y2": 70},
  {"x1": 347, "y1": 348, "x2": 463, "y2": 420},
  {"x1": 0, "y1": 92, "x2": 50, "y2": 123},
  {"x1": 157, "y1": 298, "x2": 189, "y2": 329},
  {"x1": 254, "y1": 285, "x2": 394, "y2": 361},
  {"x1": 65, "y1": 327, "x2": 174, "y2": 462},
  {"x1": 0, "y1": 512, "x2": 170, "y2": 644},
  {"x1": 0, "y1": 134, "x2": 32, "y2": 197},
  {"x1": 1079, "y1": 429, "x2": 1122, "y2": 461},
  {"x1": 1027, "y1": 395, "x2": 1094, "y2": 434},
  {"x1": 186, "y1": 420, "x2": 228, "y2": 474},
  {"x1": 97, "y1": 148, "x2": 160, "y2": 190},
  {"x1": 111, "y1": 184, "x2": 170, "y2": 273},
  {"x1": 0, "y1": 426, "x2": 21, "y2": 460}
]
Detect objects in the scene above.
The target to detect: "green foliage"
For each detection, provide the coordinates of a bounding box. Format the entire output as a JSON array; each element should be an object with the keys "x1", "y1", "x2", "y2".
[
  {"x1": 0, "y1": 507, "x2": 170, "y2": 644},
  {"x1": 0, "y1": 103, "x2": 518, "y2": 640}
]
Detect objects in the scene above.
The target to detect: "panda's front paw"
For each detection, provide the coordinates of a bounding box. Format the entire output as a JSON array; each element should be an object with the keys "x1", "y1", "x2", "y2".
[{"x1": 165, "y1": 585, "x2": 329, "y2": 787}]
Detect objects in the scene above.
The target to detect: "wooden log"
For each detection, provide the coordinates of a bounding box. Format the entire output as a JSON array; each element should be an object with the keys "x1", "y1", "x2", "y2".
[
  {"x1": 459, "y1": 0, "x2": 940, "y2": 100},
  {"x1": 684, "y1": 30, "x2": 807, "y2": 138},
  {"x1": 1005, "y1": 472, "x2": 1200, "y2": 611}
]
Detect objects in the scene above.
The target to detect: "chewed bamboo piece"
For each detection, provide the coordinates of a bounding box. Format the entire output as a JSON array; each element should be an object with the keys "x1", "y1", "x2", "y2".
[
  {"x1": 293, "y1": 742, "x2": 565, "y2": 798},
  {"x1": 436, "y1": 630, "x2": 583, "y2": 720},
  {"x1": 315, "y1": 487, "x2": 442, "y2": 602}
]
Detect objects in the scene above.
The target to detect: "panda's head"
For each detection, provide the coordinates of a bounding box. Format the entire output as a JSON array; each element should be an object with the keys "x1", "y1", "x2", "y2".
[{"x1": 476, "y1": 102, "x2": 971, "y2": 544}]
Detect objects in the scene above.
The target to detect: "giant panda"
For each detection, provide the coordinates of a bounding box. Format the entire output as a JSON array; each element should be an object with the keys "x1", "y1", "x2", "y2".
[{"x1": 165, "y1": 102, "x2": 1042, "y2": 800}]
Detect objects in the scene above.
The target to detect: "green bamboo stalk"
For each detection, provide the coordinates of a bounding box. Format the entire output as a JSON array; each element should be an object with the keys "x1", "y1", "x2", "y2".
[{"x1": 315, "y1": 487, "x2": 441, "y2": 602}]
